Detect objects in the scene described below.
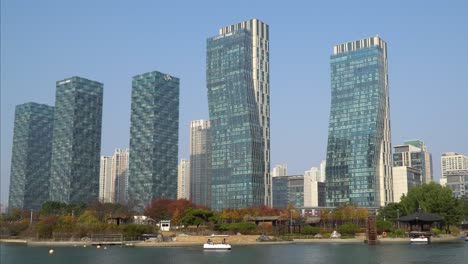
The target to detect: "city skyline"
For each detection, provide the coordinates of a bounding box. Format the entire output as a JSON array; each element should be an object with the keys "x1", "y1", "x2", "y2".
[{"x1": 1, "y1": 0, "x2": 467, "y2": 207}]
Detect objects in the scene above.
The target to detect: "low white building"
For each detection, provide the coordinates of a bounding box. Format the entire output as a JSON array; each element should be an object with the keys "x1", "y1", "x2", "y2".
[{"x1": 393, "y1": 166, "x2": 422, "y2": 202}]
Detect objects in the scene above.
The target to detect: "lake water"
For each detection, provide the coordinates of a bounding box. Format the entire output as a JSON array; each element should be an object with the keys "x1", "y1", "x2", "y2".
[{"x1": 1, "y1": 242, "x2": 467, "y2": 264}]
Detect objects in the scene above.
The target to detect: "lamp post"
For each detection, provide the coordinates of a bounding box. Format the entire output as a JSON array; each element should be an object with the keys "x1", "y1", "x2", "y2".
[
  {"x1": 289, "y1": 209, "x2": 292, "y2": 233},
  {"x1": 397, "y1": 209, "x2": 400, "y2": 229}
]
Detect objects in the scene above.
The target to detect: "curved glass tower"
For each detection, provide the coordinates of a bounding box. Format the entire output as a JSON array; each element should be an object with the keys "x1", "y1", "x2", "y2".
[
  {"x1": 207, "y1": 19, "x2": 270, "y2": 210},
  {"x1": 325, "y1": 36, "x2": 392, "y2": 207}
]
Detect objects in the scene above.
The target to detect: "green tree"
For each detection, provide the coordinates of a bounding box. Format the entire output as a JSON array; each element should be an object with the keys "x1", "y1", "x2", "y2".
[
  {"x1": 461, "y1": 195, "x2": 468, "y2": 221},
  {"x1": 399, "y1": 183, "x2": 463, "y2": 232},
  {"x1": 376, "y1": 220, "x2": 392, "y2": 233},
  {"x1": 377, "y1": 203, "x2": 404, "y2": 222},
  {"x1": 181, "y1": 208, "x2": 213, "y2": 229}
]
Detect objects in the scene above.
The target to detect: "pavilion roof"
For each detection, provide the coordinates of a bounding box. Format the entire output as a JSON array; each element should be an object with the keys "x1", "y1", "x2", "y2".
[{"x1": 398, "y1": 210, "x2": 444, "y2": 223}]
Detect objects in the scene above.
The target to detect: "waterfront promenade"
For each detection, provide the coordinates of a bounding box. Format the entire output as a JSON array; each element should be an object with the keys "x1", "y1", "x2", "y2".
[{"x1": 1, "y1": 235, "x2": 463, "y2": 247}]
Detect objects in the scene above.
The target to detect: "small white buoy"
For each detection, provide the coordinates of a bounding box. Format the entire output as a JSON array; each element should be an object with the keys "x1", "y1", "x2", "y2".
[
  {"x1": 49, "y1": 249, "x2": 54, "y2": 254},
  {"x1": 97, "y1": 245, "x2": 101, "y2": 249},
  {"x1": 104, "y1": 246, "x2": 107, "y2": 250},
  {"x1": 83, "y1": 245, "x2": 87, "y2": 248}
]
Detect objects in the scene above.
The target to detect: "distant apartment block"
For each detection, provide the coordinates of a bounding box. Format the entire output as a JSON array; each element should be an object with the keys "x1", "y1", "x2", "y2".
[
  {"x1": 304, "y1": 170, "x2": 326, "y2": 207},
  {"x1": 99, "y1": 148, "x2": 129, "y2": 204},
  {"x1": 177, "y1": 159, "x2": 190, "y2": 200},
  {"x1": 113, "y1": 148, "x2": 130, "y2": 204},
  {"x1": 304, "y1": 167, "x2": 320, "y2": 182},
  {"x1": 445, "y1": 170, "x2": 468, "y2": 198},
  {"x1": 272, "y1": 164, "x2": 288, "y2": 177},
  {"x1": 49, "y1": 77, "x2": 103, "y2": 203},
  {"x1": 393, "y1": 140, "x2": 433, "y2": 183},
  {"x1": 319, "y1": 160, "x2": 326, "y2": 183},
  {"x1": 440, "y1": 152, "x2": 468, "y2": 194},
  {"x1": 128, "y1": 71, "x2": 179, "y2": 211},
  {"x1": 8, "y1": 103, "x2": 54, "y2": 210},
  {"x1": 99, "y1": 156, "x2": 113, "y2": 203},
  {"x1": 441, "y1": 152, "x2": 468, "y2": 178},
  {"x1": 189, "y1": 120, "x2": 211, "y2": 207}
]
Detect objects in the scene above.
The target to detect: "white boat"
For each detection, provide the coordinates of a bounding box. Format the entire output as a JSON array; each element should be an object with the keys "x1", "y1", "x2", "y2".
[
  {"x1": 203, "y1": 243, "x2": 231, "y2": 250},
  {"x1": 410, "y1": 237, "x2": 428, "y2": 243}
]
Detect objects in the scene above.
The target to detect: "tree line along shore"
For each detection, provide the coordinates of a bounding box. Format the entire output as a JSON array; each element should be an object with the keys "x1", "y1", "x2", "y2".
[{"x1": 1, "y1": 183, "x2": 467, "y2": 243}]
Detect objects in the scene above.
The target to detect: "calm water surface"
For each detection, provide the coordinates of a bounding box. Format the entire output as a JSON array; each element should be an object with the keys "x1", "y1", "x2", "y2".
[{"x1": 1, "y1": 242, "x2": 467, "y2": 264}]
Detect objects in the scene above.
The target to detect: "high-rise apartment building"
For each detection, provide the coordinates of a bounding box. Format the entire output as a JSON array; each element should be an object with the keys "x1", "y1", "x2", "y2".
[
  {"x1": 99, "y1": 148, "x2": 129, "y2": 204},
  {"x1": 445, "y1": 170, "x2": 468, "y2": 198},
  {"x1": 49, "y1": 77, "x2": 103, "y2": 203},
  {"x1": 272, "y1": 164, "x2": 288, "y2": 177},
  {"x1": 325, "y1": 36, "x2": 392, "y2": 207},
  {"x1": 304, "y1": 170, "x2": 326, "y2": 207},
  {"x1": 319, "y1": 160, "x2": 326, "y2": 183},
  {"x1": 441, "y1": 152, "x2": 468, "y2": 178},
  {"x1": 304, "y1": 167, "x2": 320, "y2": 182},
  {"x1": 8, "y1": 103, "x2": 54, "y2": 210},
  {"x1": 99, "y1": 156, "x2": 113, "y2": 203},
  {"x1": 177, "y1": 159, "x2": 190, "y2": 200},
  {"x1": 440, "y1": 152, "x2": 468, "y2": 187},
  {"x1": 207, "y1": 18, "x2": 270, "y2": 210},
  {"x1": 189, "y1": 120, "x2": 211, "y2": 207},
  {"x1": 113, "y1": 148, "x2": 130, "y2": 204},
  {"x1": 392, "y1": 140, "x2": 433, "y2": 183},
  {"x1": 128, "y1": 71, "x2": 179, "y2": 211}
]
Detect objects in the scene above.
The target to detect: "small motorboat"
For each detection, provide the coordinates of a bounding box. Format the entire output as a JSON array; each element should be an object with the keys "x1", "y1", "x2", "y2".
[
  {"x1": 203, "y1": 243, "x2": 231, "y2": 250},
  {"x1": 409, "y1": 231, "x2": 429, "y2": 244},
  {"x1": 410, "y1": 237, "x2": 428, "y2": 243}
]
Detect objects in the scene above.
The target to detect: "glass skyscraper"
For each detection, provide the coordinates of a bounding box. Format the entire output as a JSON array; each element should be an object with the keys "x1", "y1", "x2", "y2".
[
  {"x1": 49, "y1": 77, "x2": 103, "y2": 203},
  {"x1": 189, "y1": 120, "x2": 212, "y2": 208},
  {"x1": 8, "y1": 103, "x2": 54, "y2": 210},
  {"x1": 325, "y1": 36, "x2": 392, "y2": 207},
  {"x1": 128, "y1": 71, "x2": 179, "y2": 211},
  {"x1": 207, "y1": 18, "x2": 270, "y2": 210}
]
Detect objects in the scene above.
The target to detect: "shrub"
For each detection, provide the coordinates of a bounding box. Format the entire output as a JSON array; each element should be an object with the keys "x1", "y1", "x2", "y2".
[
  {"x1": 432, "y1": 228, "x2": 442, "y2": 236},
  {"x1": 391, "y1": 229, "x2": 405, "y2": 237},
  {"x1": 302, "y1": 226, "x2": 320, "y2": 235},
  {"x1": 341, "y1": 234, "x2": 355, "y2": 239},
  {"x1": 216, "y1": 222, "x2": 257, "y2": 233},
  {"x1": 449, "y1": 226, "x2": 460, "y2": 235},
  {"x1": 376, "y1": 220, "x2": 392, "y2": 234},
  {"x1": 120, "y1": 224, "x2": 155, "y2": 239},
  {"x1": 337, "y1": 223, "x2": 360, "y2": 235},
  {"x1": 0, "y1": 220, "x2": 29, "y2": 236},
  {"x1": 37, "y1": 216, "x2": 58, "y2": 238}
]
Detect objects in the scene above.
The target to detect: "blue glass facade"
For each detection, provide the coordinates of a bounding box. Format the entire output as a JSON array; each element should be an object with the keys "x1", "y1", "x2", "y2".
[
  {"x1": 8, "y1": 103, "x2": 54, "y2": 210},
  {"x1": 128, "y1": 71, "x2": 179, "y2": 211},
  {"x1": 207, "y1": 22, "x2": 267, "y2": 210},
  {"x1": 325, "y1": 36, "x2": 392, "y2": 207},
  {"x1": 272, "y1": 175, "x2": 304, "y2": 209},
  {"x1": 49, "y1": 77, "x2": 103, "y2": 203}
]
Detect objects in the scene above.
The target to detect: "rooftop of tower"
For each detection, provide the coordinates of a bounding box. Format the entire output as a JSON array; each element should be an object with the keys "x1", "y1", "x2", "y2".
[{"x1": 333, "y1": 35, "x2": 386, "y2": 55}]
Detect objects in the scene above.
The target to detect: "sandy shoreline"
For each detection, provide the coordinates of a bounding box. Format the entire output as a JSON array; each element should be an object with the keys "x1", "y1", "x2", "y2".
[{"x1": 1, "y1": 236, "x2": 463, "y2": 247}]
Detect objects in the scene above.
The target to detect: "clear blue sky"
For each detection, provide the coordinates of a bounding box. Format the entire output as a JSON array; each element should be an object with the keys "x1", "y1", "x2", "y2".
[{"x1": 1, "y1": 0, "x2": 467, "y2": 207}]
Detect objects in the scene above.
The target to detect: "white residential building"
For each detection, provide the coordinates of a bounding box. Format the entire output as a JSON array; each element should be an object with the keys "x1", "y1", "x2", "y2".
[
  {"x1": 177, "y1": 159, "x2": 190, "y2": 199},
  {"x1": 272, "y1": 164, "x2": 288, "y2": 177},
  {"x1": 99, "y1": 148, "x2": 130, "y2": 204},
  {"x1": 319, "y1": 160, "x2": 326, "y2": 182}
]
